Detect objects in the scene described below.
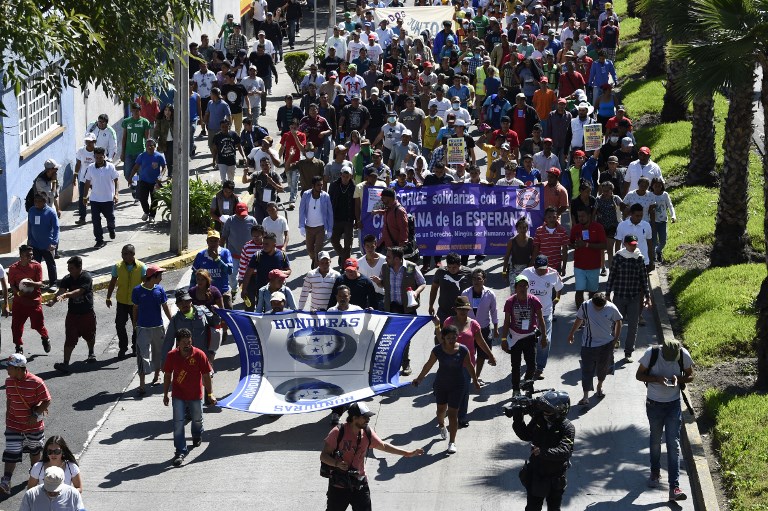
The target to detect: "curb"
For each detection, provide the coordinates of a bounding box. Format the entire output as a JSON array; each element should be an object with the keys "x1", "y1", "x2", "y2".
[
  {"x1": 649, "y1": 270, "x2": 721, "y2": 511},
  {"x1": 32, "y1": 250, "x2": 199, "y2": 304}
]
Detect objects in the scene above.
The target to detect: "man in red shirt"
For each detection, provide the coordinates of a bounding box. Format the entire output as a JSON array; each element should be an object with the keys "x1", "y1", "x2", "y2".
[
  {"x1": 0, "y1": 354, "x2": 51, "y2": 493},
  {"x1": 489, "y1": 116, "x2": 520, "y2": 161},
  {"x1": 373, "y1": 188, "x2": 408, "y2": 251},
  {"x1": 279, "y1": 119, "x2": 307, "y2": 207},
  {"x1": 7, "y1": 245, "x2": 50, "y2": 354},
  {"x1": 163, "y1": 328, "x2": 215, "y2": 467},
  {"x1": 543, "y1": 168, "x2": 569, "y2": 221},
  {"x1": 569, "y1": 208, "x2": 607, "y2": 310},
  {"x1": 532, "y1": 207, "x2": 570, "y2": 277}
]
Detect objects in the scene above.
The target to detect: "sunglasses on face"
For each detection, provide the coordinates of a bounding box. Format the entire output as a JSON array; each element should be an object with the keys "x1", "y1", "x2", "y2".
[{"x1": 47, "y1": 449, "x2": 62, "y2": 455}]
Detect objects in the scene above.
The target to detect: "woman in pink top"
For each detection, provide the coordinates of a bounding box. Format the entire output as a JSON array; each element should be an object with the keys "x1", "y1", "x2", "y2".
[{"x1": 443, "y1": 296, "x2": 496, "y2": 428}]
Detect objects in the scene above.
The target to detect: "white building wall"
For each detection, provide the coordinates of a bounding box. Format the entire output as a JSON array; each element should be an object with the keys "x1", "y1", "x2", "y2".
[{"x1": 189, "y1": 0, "x2": 244, "y2": 45}]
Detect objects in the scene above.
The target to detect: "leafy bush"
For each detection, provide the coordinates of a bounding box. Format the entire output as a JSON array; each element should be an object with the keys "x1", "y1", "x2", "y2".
[
  {"x1": 314, "y1": 44, "x2": 326, "y2": 63},
  {"x1": 153, "y1": 177, "x2": 220, "y2": 233},
  {"x1": 284, "y1": 51, "x2": 310, "y2": 93}
]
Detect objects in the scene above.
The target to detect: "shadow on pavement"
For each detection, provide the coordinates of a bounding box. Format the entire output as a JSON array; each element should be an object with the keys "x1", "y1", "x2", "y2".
[
  {"x1": 73, "y1": 390, "x2": 126, "y2": 411},
  {"x1": 372, "y1": 438, "x2": 445, "y2": 480},
  {"x1": 583, "y1": 491, "x2": 684, "y2": 510},
  {"x1": 99, "y1": 420, "x2": 168, "y2": 445},
  {"x1": 98, "y1": 459, "x2": 171, "y2": 488}
]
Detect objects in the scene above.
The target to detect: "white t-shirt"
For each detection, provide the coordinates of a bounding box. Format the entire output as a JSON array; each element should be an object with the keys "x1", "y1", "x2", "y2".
[
  {"x1": 520, "y1": 267, "x2": 564, "y2": 317},
  {"x1": 85, "y1": 163, "x2": 120, "y2": 202},
  {"x1": 248, "y1": 148, "x2": 277, "y2": 172},
  {"x1": 623, "y1": 191, "x2": 657, "y2": 223},
  {"x1": 380, "y1": 122, "x2": 406, "y2": 150},
  {"x1": 341, "y1": 75, "x2": 366, "y2": 97},
  {"x1": 29, "y1": 461, "x2": 80, "y2": 486},
  {"x1": 625, "y1": 159, "x2": 663, "y2": 192},
  {"x1": 367, "y1": 43, "x2": 384, "y2": 63},
  {"x1": 326, "y1": 36, "x2": 348, "y2": 58},
  {"x1": 76, "y1": 147, "x2": 95, "y2": 183},
  {"x1": 253, "y1": 38, "x2": 275, "y2": 56},
  {"x1": 576, "y1": 300, "x2": 623, "y2": 347},
  {"x1": 638, "y1": 346, "x2": 693, "y2": 402},
  {"x1": 375, "y1": 28, "x2": 393, "y2": 48},
  {"x1": 447, "y1": 107, "x2": 472, "y2": 125},
  {"x1": 428, "y1": 97, "x2": 452, "y2": 122},
  {"x1": 347, "y1": 41, "x2": 365, "y2": 61},
  {"x1": 0, "y1": 263, "x2": 5, "y2": 279},
  {"x1": 328, "y1": 304, "x2": 363, "y2": 311},
  {"x1": 357, "y1": 253, "x2": 385, "y2": 294},
  {"x1": 192, "y1": 70, "x2": 217, "y2": 98},
  {"x1": 262, "y1": 215, "x2": 289, "y2": 246},
  {"x1": 241, "y1": 76, "x2": 266, "y2": 111},
  {"x1": 615, "y1": 218, "x2": 653, "y2": 265},
  {"x1": 252, "y1": 0, "x2": 268, "y2": 21}
]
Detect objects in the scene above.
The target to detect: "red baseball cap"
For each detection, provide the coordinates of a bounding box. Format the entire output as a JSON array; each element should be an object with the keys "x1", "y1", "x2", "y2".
[
  {"x1": 268, "y1": 269, "x2": 288, "y2": 280},
  {"x1": 235, "y1": 202, "x2": 249, "y2": 217},
  {"x1": 344, "y1": 258, "x2": 359, "y2": 269},
  {"x1": 145, "y1": 265, "x2": 166, "y2": 279},
  {"x1": 546, "y1": 167, "x2": 561, "y2": 176},
  {"x1": 639, "y1": 146, "x2": 651, "y2": 155},
  {"x1": 557, "y1": 98, "x2": 567, "y2": 104},
  {"x1": 573, "y1": 150, "x2": 586, "y2": 158}
]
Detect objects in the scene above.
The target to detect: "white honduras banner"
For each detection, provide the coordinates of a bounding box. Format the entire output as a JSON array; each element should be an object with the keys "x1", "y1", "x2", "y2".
[
  {"x1": 217, "y1": 309, "x2": 432, "y2": 414},
  {"x1": 372, "y1": 6, "x2": 455, "y2": 39}
]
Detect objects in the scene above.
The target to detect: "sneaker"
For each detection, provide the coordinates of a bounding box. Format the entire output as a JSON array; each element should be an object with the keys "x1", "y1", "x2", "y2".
[
  {"x1": 458, "y1": 420, "x2": 470, "y2": 429},
  {"x1": 400, "y1": 365, "x2": 412, "y2": 376},
  {"x1": 447, "y1": 442, "x2": 457, "y2": 454},
  {"x1": 192, "y1": 438, "x2": 202, "y2": 448},
  {"x1": 438, "y1": 425, "x2": 447, "y2": 440},
  {"x1": 75, "y1": 219, "x2": 87, "y2": 225},
  {"x1": 53, "y1": 362, "x2": 70, "y2": 374},
  {"x1": 141, "y1": 213, "x2": 149, "y2": 221},
  {"x1": 330, "y1": 412, "x2": 341, "y2": 425},
  {"x1": 0, "y1": 476, "x2": 10, "y2": 494},
  {"x1": 15, "y1": 346, "x2": 24, "y2": 354},
  {"x1": 172, "y1": 453, "x2": 186, "y2": 467},
  {"x1": 512, "y1": 389, "x2": 521, "y2": 397},
  {"x1": 109, "y1": 229, "x2": 116, "y2": 239},
  {"x1": 94, "y1": 241, "x2": 107, "y2": 249},
  {"x1": 647, "y1": 473, "x2": 661, "y2": 488},
  {"x1": 669, "y1": 487, "x2": 687, "y2": 501},
  {"x1": 534, "y1": 371, "x2": 544, "y2": 380},
  {"x1": 624, "y1": 354, "x2": 634, "y2": 363},
  {"x1": 48, "y1": 285, "x2": 58, "y2": 293},
  {"x1": 42, "y1": 338, "x2": 51, "y2": 353},
  {"x1": 86, "y1": 354, "x2": 97, "y2": 364}
]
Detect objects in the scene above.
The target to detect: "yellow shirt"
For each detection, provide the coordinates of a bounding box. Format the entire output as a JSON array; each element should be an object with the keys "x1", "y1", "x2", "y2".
[
  {"x1": 422, "y1": 116, "x2": 445, "y2": 151},
  {"x1": 481, "y1": 143, "x2": 502, "y2": 180},
  {"x1": 476, "y1": 66, "x2": 488, "y2": 96}
]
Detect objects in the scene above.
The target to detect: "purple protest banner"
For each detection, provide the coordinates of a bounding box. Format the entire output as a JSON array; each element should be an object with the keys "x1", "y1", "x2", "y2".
[{"x1": 361, "y1": 184, "x2": 545, "y2": 255}]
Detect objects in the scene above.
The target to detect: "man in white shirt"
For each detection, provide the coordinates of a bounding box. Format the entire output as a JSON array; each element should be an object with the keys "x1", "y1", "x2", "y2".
[
  {"x1": 375, "y1": 19, "x2": 394, "y2": 49},
  {"x1": 326, "y1": 25, "x2": 348, "y2": 58},
  {"x1": 300, "y1": 63, "x2": 325, "y2": 94},
  {"x1": 615, "y1": 203, "x2": 653, "y2": 267},
  {"x1": 346, "y1": 31, "x2": 365, "y2": 62},
  {"x1": 520, "y1": 255, "x2": 564, "y2": 378},
  {"x1": 366, "y1": 35, "x2": 384, "y2": 66},
  {"x1": 254, "y1": 30, "x2": 275, "y2": 60},
  {"x1": 428, "y1": 88, "x2": 452, "y2": 123},
  {"x1": 356, "y1": 234, "x2": 385, "y2": 299},
  {"x1": 341, "y1": 65, "x2": 366, "y2": 98},
  {"x1": 240, "y1": 66, "x2": 266, "y2": 125},
  {"x1": 298, "y1": 251, "x2": 340, "y2": 311},
  {"x1": 83, "y1": 146, "x2": 120, "y2": 248},
  {"x1": 85, "y1": 114, "x2": 117, "y2": 160},
  {"x1": 623, "y1": 146, "x2": 663, "y2": 196},
  {"x1": 74, "y1": 133, "x2": 97, "y2": 225},
  {"x1": 193, "y1": 61, "x2": 217, "y2": 135},
  {"x1": 252, "y1": 0, "x2": 268, "y2": 34},
  {"x1": 261, "y1": 201, "x2": 290, "y2": 249}
]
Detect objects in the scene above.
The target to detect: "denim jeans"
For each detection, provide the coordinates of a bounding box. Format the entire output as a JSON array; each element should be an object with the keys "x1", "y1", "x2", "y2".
[
  {"x1": 173, "y1": 397, "x2": 203, "y2": 455},
  {"x1": 123, "y1": 153, "x2": 139, "y2": 198},
  {"x1": 535, "y1": 312, "x2": 554, "y2": 371},
  {"x1": 287, "y1": 169, "x2": 299, "y2": 202},
  {"x1": 653, "y1": 221, "x2": 668, "y2": 257},
  {"x1": 646, "y1": 398, "x2": 682, "y2": 487},
  {"x1": 319, "y1": 134, "x2": 332, "y2": 163},
  {"x1": 77, "y1": 181, "x2": 87, "y2": 219}
]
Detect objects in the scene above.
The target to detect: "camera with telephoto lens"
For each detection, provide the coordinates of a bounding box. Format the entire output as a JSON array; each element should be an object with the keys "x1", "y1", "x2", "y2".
[{"x1": 503, "y1": 379, "x2": 555, "y2": 418}]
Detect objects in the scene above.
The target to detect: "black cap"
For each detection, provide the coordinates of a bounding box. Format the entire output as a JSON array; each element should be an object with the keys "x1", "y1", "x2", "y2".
[{"x1": 348, "y1": 402, "x2": 376, "y2": 418}]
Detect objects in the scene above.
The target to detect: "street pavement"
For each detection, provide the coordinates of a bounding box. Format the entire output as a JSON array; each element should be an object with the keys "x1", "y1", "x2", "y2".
[{"x1": 0, "y1": 11, "x2": 696, "y2": 511}]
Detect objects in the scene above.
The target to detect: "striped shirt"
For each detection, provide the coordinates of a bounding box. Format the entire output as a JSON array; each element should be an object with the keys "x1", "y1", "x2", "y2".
[
  {"x1": 237, "y1": 240, "x2": 264, "y2": 282},
  {"x1": 533, "y1": 224, "x2": 569, "y2": 270},
  {"x1": 577, "y1": 300, "x2": 623, "y2": 347},
  {"x1": 297, "y1": 268, "x2": 341, "y2": 311},
  {"x1": 5, "y1": 372, "x2": 50, "y2": 432}
]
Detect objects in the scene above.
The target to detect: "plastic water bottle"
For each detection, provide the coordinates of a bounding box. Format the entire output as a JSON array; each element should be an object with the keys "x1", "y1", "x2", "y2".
[{"x1": 406, "y1": 287, "x2": 418, "y2": 309}]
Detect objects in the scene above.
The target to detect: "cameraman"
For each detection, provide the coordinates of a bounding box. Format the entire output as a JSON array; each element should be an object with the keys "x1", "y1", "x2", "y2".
[
  {"x1": 511, "y1": 391, "x2": 575, "y2": 511},
  {"x1": 320, "y1": 402, "x2": 424, "y2": 510}
]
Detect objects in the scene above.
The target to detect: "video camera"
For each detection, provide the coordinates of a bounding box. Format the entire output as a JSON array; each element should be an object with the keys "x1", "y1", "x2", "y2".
[{"x1": 502, "y1": 379, "x2": 555, "y2": 418}]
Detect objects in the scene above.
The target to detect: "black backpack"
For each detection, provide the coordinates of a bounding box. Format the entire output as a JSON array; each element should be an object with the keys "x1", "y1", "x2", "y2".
[
  {"x1": 319, "y1": 423, "x2": 372, "y2": 478},
  {"x1": 404, "y1": 212, "x2": 420, "y2": 263},
  {"x1": 24, "y1": 171, "x2": 48, "y2": 212}
]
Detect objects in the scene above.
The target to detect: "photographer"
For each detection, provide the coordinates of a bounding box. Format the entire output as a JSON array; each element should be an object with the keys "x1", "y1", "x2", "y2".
[
  {"x1": 511, "y1": 391, "x2": 575, "y2": 511},
  {"x1": 320, "y1": 403, "x2": 424, "y2": 510},
  {"x1": 635, "y1": 339, "x2": 694, "y2": 502}
]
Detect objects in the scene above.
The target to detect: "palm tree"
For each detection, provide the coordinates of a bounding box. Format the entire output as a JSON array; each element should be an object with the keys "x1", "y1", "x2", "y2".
[
  {"x1": 645, "y1": 22, "x2": 667, "y2": 77},
  {"x1": 687, "y1": 94, "x2": 718, "y2": 186},
  {"x1": 757, "y1": 68, "x2": 768, "y2": 388}
]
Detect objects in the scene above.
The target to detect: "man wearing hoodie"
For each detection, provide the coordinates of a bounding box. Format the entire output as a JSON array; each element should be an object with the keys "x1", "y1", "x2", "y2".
[{"x1": 606, "y1": 234, "x2": 651, "y2": 362}]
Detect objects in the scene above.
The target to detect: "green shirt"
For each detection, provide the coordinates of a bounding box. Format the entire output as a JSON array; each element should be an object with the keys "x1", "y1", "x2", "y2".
[
  {"x1": 473, "y1": 15, "x2": 489, "y2": 38},
  {"x1": 121, "y1": 116, "x2": 151, "y2": 156},
  {"x1": 568, "y1": 166, "x2": 581, "y2": 197}
]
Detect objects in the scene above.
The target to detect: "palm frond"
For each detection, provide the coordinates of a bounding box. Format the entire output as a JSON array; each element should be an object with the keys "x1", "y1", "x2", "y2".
[{"x1": 669, "y1": 41, "x2": 756, "y2": 101}]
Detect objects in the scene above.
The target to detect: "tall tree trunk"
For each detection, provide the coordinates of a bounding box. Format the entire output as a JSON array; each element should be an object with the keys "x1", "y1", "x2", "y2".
[
  {"x1": 661, "y1": 59, "x2": 689, "y2": 122},
  {"x1": 755, "y1": 67, "x2": 768, "y2": 389},
  {"x1": 687, "y1": 94, "x2": 718, "y2": 186},
  {"x1": 646, "y1": 23, "x2": 666, "y2": 77},
  {"x1": 627, "y1": 0, "x2": 637, "y2": 17},
  {"x1": 710, "y1": 83, "x2": 755, "y2": 266},
  {"x1": 639, "y1": 16, "x2": 652, "y2": 38}
]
